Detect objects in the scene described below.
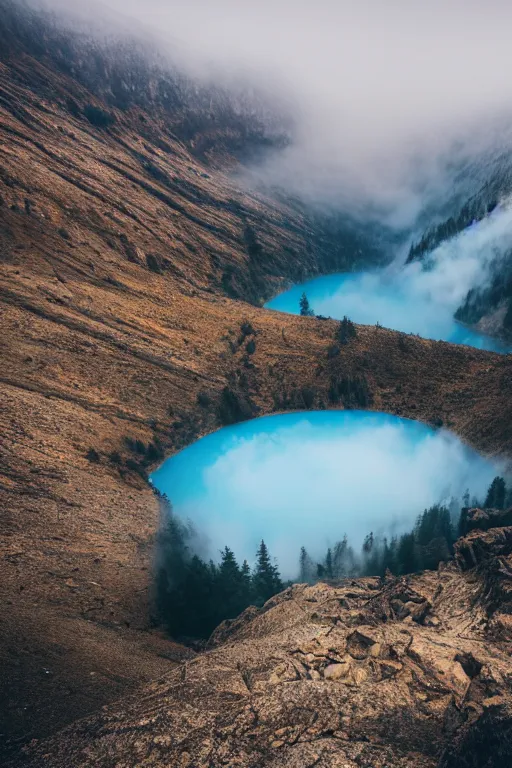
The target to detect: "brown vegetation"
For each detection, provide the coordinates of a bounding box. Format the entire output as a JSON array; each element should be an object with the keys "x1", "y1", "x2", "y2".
[{"x1": 1, "y1": 6, "x2": 512, "y2": 761}]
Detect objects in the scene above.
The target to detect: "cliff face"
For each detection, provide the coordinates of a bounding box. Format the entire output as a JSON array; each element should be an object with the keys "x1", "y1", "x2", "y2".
[
  {"x1": 15, "y1": 523, "x2": 512, "y2": 768},
  {"x1": 1, "y1": 2, "x2": 512, "y2": 762}
]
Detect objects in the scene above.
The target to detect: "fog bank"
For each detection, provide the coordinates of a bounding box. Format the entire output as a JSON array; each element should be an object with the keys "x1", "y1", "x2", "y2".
[
  {"x1": 266, "y1": 196, "x2": 512, "y2": 351},
  {"x1": 29, "y1": 0, "x2": 512, "y2": 228}
]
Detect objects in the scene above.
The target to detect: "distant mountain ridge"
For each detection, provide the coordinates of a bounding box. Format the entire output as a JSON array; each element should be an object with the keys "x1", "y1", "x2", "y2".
[{"x1": 0, "y1": 0, "x2": 294, "y2": 163}]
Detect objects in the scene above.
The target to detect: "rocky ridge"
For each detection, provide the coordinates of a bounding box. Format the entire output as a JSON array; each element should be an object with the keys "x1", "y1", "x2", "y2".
[{"x1": 15, "y1": 519, "x2": 512, "y2": 768}]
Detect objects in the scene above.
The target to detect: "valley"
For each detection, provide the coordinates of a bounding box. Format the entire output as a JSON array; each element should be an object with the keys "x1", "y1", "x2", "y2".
[{"x1": 1, "y1": 1, "x2": 512, "y2": 766}]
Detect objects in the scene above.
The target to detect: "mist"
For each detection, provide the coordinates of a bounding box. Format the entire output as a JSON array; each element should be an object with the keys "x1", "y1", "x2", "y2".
[
  {"x1": 151, "y1": 412, "x2": 499, "y2": 578},
  {"x1": 28, "y1": 0, "x2": 512, "y2": 229},
  {"x1": 266, "y1": 198, "x2": 512, "y2": 348}
]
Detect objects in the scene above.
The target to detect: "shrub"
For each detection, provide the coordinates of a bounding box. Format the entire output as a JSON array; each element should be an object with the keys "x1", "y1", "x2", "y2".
[
  {"x1": 143, "y1": 161, "x2": 169, "y2": 184},
  {"x1": 125, "y1": 458, "x2": 143, "y2": 474},
  {"x1": 83, "y1": 104, "x2": 116, "y2": 128},
  {"x1": 328, "y1": 375, "x2": 373, "y2": 408},
  {"x1": 126, "y1": 437, "x2": 146, "y2": 455},
  {"x1": 66, "y1": 97, "x2": 81, "y2": 118},
  {"x1": 85, "y1": 448, "x2": 100, "y2": 463},
  {"x1": 217, "y1": 387, "x2": 254, "y2": 425},
  {"x1": 300, "y1": 387, "x2": 316, "y2": 409},
  {"x1": 197, "y1": 391, "x2": 211, "y2": 408},
  {"x1": 243, "y1": 223, "x2": 262, "y2": 261},
  {"x1": 337, "y1": 316, "x2": 357, "y2": 345},
  {"x1": 146, "y1": 253, "x2": 162, "y2": 273},
  {"x1": 240, "y1": 321, "x2": 255, "y2": 338},
  {"x1": 146, "y1": 442, "x2": 164, "y2": 464},
  {"x1": 221, "y1": 266, "x2": 239, "y2": 298}
]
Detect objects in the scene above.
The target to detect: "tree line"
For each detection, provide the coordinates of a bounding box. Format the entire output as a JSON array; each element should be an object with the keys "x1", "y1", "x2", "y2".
[
  {"x1": 301, "y1": 476, "x2": 511, "y2": 582},
  {"x1": 406, "y1": 197, "x2": 498, "y2": 264},
  {"x1": 300, "y1": 503, "x2": 455, "y2": 583},
  {"x1": 155, "y1": 493, "x2": 282, "y2": 639},
  {"x1": 155, "y1": 476, "x2": 510, "y2": 639}
]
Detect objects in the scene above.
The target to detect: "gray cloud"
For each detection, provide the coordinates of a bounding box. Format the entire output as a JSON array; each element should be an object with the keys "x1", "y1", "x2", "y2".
[{"x1": 34, "y1": 0, "x2": 512, "y2": 227}]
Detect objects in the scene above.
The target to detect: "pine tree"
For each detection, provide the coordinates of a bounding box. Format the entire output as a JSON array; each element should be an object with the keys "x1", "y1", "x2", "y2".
[
  {"x1": 240, "y1": 559, "x2": 253, "y2": 605},
  {"x1": 299, "y1": 546, "x2": 307, "y2": 582},
  {"x1": 337, "y1": 316, "x2": 357, "y2": 344},
  {"x1": 346, "y1": 543, "x2": 357, "y2": 575},
  {"x1": 253, "y1": 540, "x2": 282, "y2": 605},
  {"x1": 458, "y1": 507, "x2": 469, "y2": 537},
  {"x1": 332, "y1": 535, "x2": 349, "y2": 578},
  {"x1": 218, "y1": 546, "x2": 240, "y2": 584},
  {"x1": 181, "y1": 555, "x2": 218, "y2": 637},
  {"x1": 325, "y1": 547, "x2": 334, "y2": 579},
  {"x1": 484, "y1": 476, "x2": 506, "y2": 509},
  {"x1": 155, "y1": 496, "x2": 192, "y2": 629},
  {"x1": 299, "y1": 546, "x2": 314, "y2": 583},
  {"x1": 362, "y1": 532, "x2": 374, "y2": 554},
  {"x1": 299, "y1": 292, "x2": 314, "y2": 317},
  {"x1": 216, "y1": 546, "x2": 243, "y2": 620},
  {"x1": 361, "y1": 533, "x2": 384, "y2": 576},
  {"x1": 414, "y1": 505, "x2": 454, "y2": 571},
  {"x1": 397, "y1": 532, "x2": 416, "y2": 574},
  {"x1": 383, "y1": 536, "x2": 398, "y2": 575}
]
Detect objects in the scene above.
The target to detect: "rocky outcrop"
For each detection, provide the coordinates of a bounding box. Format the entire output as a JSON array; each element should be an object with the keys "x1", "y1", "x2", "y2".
[
  {"x1": 14, "y1": 529, "x2": 512, "y2": 768},
  {"x1": 455, "y1": 526, "x2": 512, "y2": 571},
  {"x1": 454, "y1": 524, "x2": 512, "y2": 649},
  {"x1": 458, "y1": 506, "x2": 512, "y2": 536}
]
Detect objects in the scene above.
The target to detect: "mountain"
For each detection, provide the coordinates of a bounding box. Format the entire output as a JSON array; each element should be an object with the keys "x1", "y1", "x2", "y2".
[{"x1": 1, "y1": 0, "x2": 512, "y2": 763}]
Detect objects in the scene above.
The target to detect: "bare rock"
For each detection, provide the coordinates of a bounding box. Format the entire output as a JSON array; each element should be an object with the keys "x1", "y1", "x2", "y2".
[
  {"x1": 323, "y1": 661, "x2": 351, "y2": 680},
  {"x1": 16, "y1": 531, "x2": 512, "y2": 767},
  {"x1": 455, "y1": 526, "x2": 512, "y2": 570}
]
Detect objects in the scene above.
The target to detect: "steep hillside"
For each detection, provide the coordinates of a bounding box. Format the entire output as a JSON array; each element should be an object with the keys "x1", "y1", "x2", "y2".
[
  {"x1": 1, "y1": 1, "x2": 512, "y2": 762},
  {"x1": 13, "y1": 521, "x2": 512, "y2": 768}
]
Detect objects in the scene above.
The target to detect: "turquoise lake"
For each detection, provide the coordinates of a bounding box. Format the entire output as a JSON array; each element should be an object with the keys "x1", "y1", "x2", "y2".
[
  {"x1": 151, "y1": 411, "x2": 498, "y2": 576},
  {"x1": 265, "y1": 270, "x2": 510, "y2": 353}
]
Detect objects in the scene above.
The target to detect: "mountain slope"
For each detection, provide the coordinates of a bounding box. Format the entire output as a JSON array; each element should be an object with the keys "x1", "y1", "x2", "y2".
[{"x1": 1, "y1": 0, "x2": 512, "y2": 761}]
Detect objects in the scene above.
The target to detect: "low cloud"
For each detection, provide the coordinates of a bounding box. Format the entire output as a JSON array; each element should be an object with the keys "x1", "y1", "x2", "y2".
[{"x1": 29, "y1": 0, "x2": 512, "y2": 229}]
